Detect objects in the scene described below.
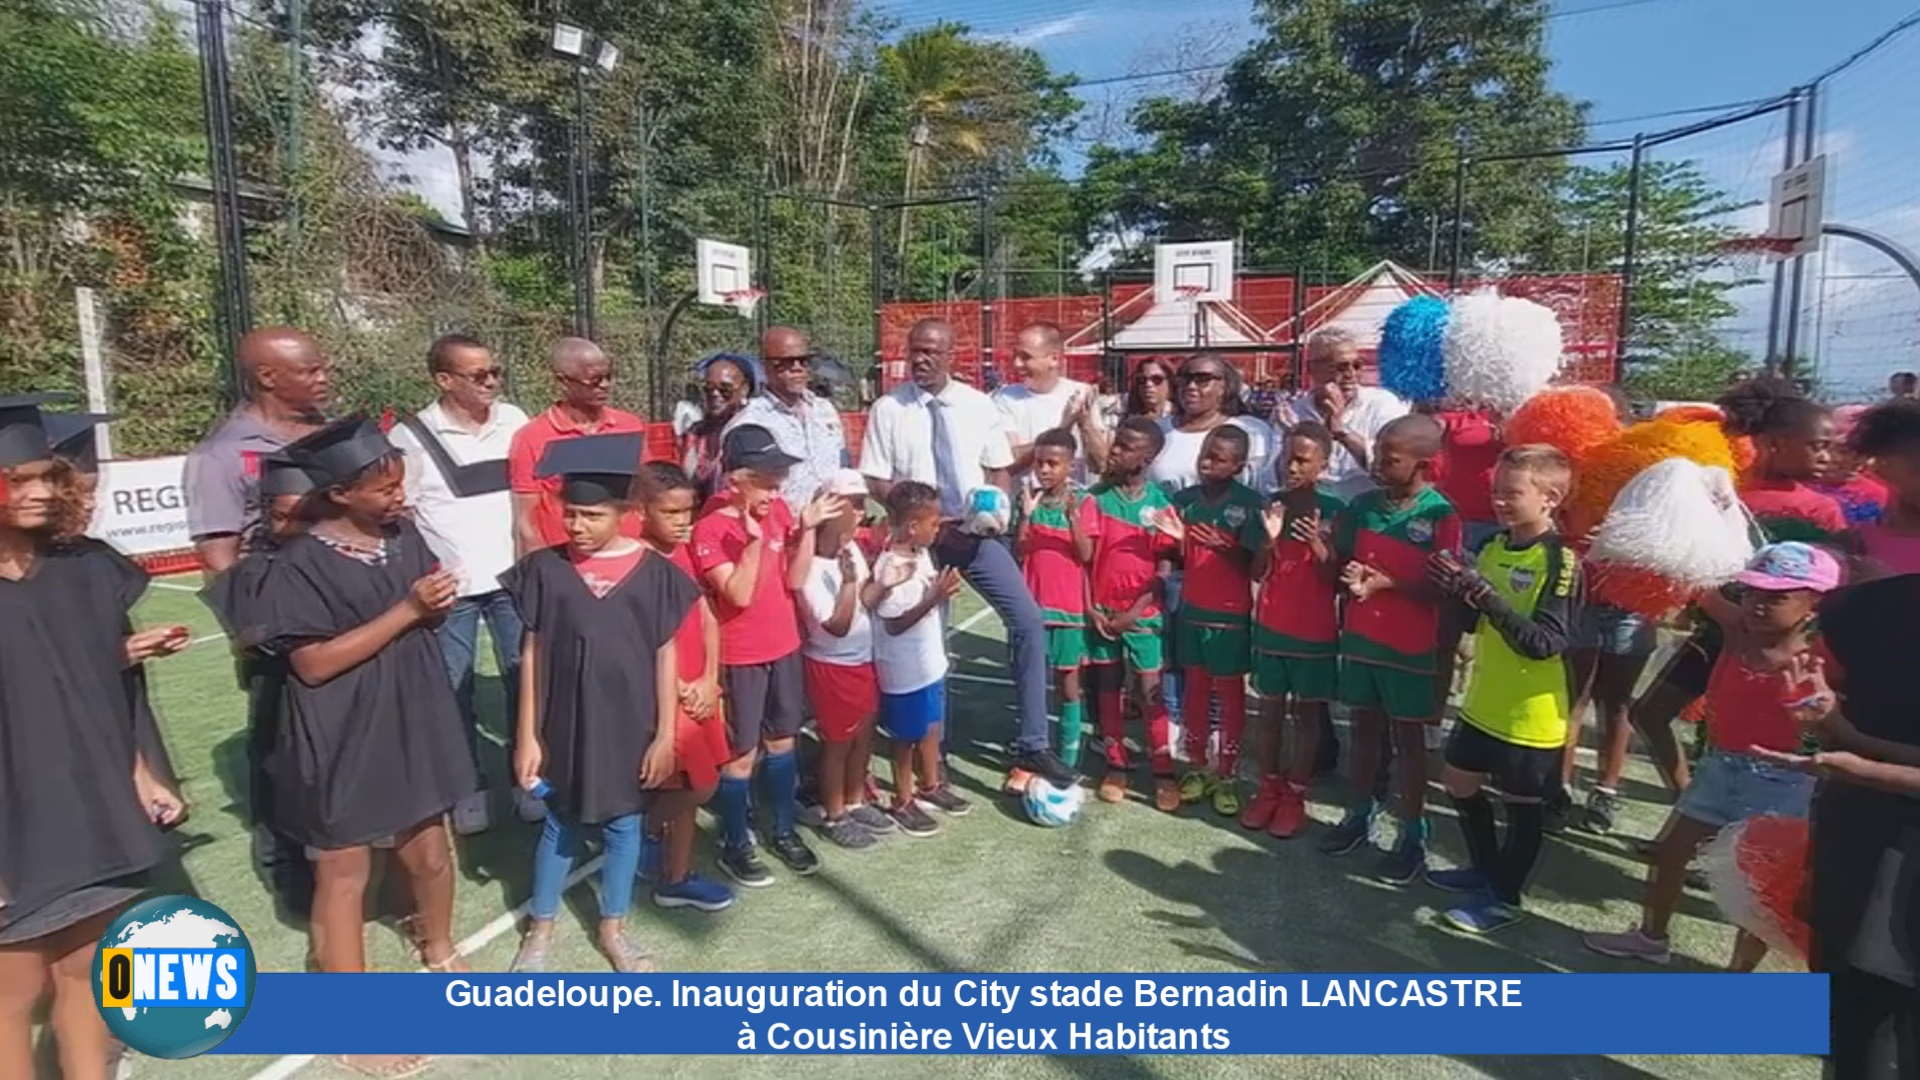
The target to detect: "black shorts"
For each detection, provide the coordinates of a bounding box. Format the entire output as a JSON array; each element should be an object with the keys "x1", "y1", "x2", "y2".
[
  {"x1": 1444, "y1": 722, "x2": 1561, "y2": 801},
  {"x1": 723, "y1": 651, "x2": 806, "y2": 757}
]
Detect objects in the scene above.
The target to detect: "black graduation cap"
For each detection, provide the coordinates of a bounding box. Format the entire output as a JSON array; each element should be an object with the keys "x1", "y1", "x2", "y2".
[
  {"x1": 258, "y1": 450, "x2": 316, "y2": 498},
  {"x1": 45, "y1": 412, "x2": 113, "y2": 474},
  {"x1": 283, "y1": 415, "x2": 395, "y2": 488},
  {"x1": 0, "y1": 394, "x2": 63, "y2": 469},
  {"x1": 535, "y1": 432, "x2": 644, "y2": 505}
]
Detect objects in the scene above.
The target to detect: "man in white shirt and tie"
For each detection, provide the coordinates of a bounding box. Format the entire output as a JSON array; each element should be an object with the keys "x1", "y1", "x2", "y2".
[
  {"x1": 387, "y1": 333, "x2": 530, "y2": 832},
  {"x1": 860, "y1": 318, "x2": 1077, "y2": 790}
]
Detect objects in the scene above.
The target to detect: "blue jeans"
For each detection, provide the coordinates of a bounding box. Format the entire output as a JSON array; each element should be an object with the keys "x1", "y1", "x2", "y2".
[
  {"x1": 437, "y1": 590, "x2": 524, "y2": 776},
  {"x1": 529, "y1": 811, "x2": 641, "y2": 921},
  {"x1": 933, "y1": 530, "x2": 1049, "y2": 755}
]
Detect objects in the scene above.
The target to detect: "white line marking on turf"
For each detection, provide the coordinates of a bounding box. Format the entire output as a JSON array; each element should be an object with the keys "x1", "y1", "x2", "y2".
[
  {"x1": 236, "y1": 596, "x2": 1001, "y2": 1080},
  {"x1": 949, "y1": 672, "x2": 1014, "y2": 688},
  {"x1": 149, "y1": 579, "x2": 199, "y2": 592}
]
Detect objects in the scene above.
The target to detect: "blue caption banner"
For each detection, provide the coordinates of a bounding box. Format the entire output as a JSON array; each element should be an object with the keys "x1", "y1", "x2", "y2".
[{"x1": 212, "y1": 973, "x2": 1829, "y2": 1055}]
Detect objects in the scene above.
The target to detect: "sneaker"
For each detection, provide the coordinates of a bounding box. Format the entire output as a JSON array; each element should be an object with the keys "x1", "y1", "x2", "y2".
[
  {"x1": 1318, "y1": 810, "x2": 1371, "y2": 856},
  {"x1": 452, "y1": 791, "x2": 491, "y2": 836},
  {"x1": 890, "y1": 802, "x2": 941, "y2": 837},
  {"x1": 1543, "y1": 787, "x2": 1575, "y2": 834},
  {"x1": 1373, "y1": 843, "x2": 1427, "y2": 887},
  {"x1": 1153, "y1": 777, "x2": 1182, "y2": 813},
  {"x1": 1444, "y1": 897, "x2": 1522, "y2": 935},
  {"x1": 917, "y1": 784, "x2": 973, "y2": 817},
  {"x1": 1097, "y1": 774, "x2": 1128, "y2": 804},
  {"x1": 1209, "y1": 777, "x2": 1241, "y2": 818},
  {"x1": 765, "y1": 831, "x2": 820, "y2": 876},
  {"x1": 1581, "y1": 790, "x2": 1620, "y2": 835},
  {"x1": 1425, "y1": 867, "x2": 1491, "y2": 893},
  {"x1": 1177, "y1": 771, "x2": 1209, "y2": 804},
  {"x1": 1583, "y1": 928, "x2": 1673, "y2": 965},
  {"x1": 1014, "y1": 748, "x2": 1078, "y2": 788},
  {"x1": 718, "y1": 847, "x2": 774, "y2": 889},
  {"x1": 819, "y1": 816, "x2": 877, "y2": 850},
  {"x1": 1001, "y1": 767, "x2": 1034, "y2": 795},
  {"x1": 847, "y1": 804, "x2": 897, "y2": 834},
  {"x1": 653, "y1": 873, "x2": 735, "y2": 912},
  {"x1": 1240, "y1": 777, "x2": 1284, "y2": 830},
  {"x1": 1268, "y1": 784, "x2": 1308, "y2": 839}
]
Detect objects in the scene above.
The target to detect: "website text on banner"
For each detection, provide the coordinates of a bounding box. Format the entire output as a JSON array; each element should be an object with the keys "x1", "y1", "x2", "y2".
[
  {"x1": 214, "y1": 973, "x2": 1828, "y2": 1056},
  {"x1": 92, "y1": 455, "x2": 189, "y2": 556}
]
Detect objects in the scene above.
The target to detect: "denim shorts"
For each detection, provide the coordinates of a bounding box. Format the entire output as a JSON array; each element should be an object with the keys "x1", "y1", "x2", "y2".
[
  {"x1": 1676, "y1": 749, "x2": 1815, "y2": 829},
  {"x1": 1578, "y1": 603, "x2": 1657, "y2": 656}
]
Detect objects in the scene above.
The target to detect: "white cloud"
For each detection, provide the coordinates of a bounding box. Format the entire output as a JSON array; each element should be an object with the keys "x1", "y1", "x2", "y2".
[{"x1": 986, "y1": 14, "x2": 1095, "y2": 48}]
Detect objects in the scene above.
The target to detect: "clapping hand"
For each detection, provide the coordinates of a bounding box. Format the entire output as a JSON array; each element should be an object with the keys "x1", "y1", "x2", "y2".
[
  {"x1": 802, "y1": 492, "x2": 849, "y2": 530},
  {"x1": 837, "y1": 544, "x2": 862, "y2": 584},
  {"x1": 934, "y1": 567, "x2": 964, "y2": 602},
  {"x1": 1020, "y1": 486, "x2": 1042, "y2": 521},
  {"x1": 1188, "y1": 523, "x2": 1236, "y2": 550},
  {"x1": 876, "y1": 557, "x2": 915, "y2": 590},
  {"x1": 1286, "y1": 508, "x2": 1323, "y2": 546},
  {"x1": 1342, "y1": 560, "x2": 1391, "y2": 600},
  {"x1": 1151, "y1": 512, "x2": 1186, "y2": 544}
]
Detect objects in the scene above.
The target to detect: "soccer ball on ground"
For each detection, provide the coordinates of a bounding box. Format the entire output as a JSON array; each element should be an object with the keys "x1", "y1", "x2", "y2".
[{"x1": 1023, "y1": 775, "x2": 1084, "y2": 827}]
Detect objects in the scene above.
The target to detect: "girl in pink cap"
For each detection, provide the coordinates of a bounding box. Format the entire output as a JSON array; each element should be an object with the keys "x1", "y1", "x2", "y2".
[{"x1": 1585, "y1": 541, "x2": 1842, "y2": 970}]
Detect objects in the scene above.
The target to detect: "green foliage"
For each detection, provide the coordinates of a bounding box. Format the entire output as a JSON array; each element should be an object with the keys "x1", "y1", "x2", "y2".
[{"x1": 1623, "y1": 341, "x2": 1751, "y2": 403}]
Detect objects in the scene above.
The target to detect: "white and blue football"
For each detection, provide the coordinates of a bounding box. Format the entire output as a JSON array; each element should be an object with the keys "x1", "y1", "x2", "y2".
[
  {"x1": 961, "y1": 485, "x2": 1012, "y2": 536},
  {"x1": 1023, "y1": 775, "x2": 1084, "y2": 828}
]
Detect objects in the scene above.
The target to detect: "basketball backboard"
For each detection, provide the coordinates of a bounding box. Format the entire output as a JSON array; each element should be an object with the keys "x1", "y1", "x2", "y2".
[
  {"x1": 695, "y1": 239, "x2": 753, "y2": 306},
  {"x1": 1153, "y1": 240, "x2": 1235, "y2": 305},
  {"x1": 1769, "y1": 155, "x2": 1827, "y2": 260}
]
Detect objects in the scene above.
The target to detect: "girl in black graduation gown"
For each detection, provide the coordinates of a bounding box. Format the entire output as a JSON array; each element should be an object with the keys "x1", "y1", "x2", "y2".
[
  {"x1": 253, "y1": 417, "x2": 477, "y2": 987},
  {"x1": 0, "y1": 403, "x2": 185, "y2": 1080},
  {"x1": 502, "y1": 433, "x2": 700, "y2": 974}
]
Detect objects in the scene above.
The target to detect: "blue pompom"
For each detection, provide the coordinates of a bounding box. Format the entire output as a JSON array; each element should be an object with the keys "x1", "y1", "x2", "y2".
[{"x1": 1378, "y1": 294, "x2": 1449, "y2": 404}]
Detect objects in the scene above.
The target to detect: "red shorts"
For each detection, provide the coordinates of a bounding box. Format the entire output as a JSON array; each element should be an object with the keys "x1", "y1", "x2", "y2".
[
  {"x1": 666, "y1": 707, "x2": 731, "y2": 792},
  {"x1": 804, "y1": 657, "x2": 879, "y2": 743}
]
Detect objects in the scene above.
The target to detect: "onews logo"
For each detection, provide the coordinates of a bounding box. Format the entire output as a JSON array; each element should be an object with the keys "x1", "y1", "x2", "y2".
[{"x1": 93, "y1": 895, "x2": 257, "y2": 1059}]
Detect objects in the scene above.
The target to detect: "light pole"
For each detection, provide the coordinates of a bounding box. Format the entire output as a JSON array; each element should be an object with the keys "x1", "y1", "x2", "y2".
[{"x1": 550, "y1": 23, "x2": 619, "y2": 340}]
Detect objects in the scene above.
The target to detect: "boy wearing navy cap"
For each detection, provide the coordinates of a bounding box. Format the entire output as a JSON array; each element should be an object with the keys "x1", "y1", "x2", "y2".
[{"x1": 690, "y1": 424, "x2": 848, "y2": 886}]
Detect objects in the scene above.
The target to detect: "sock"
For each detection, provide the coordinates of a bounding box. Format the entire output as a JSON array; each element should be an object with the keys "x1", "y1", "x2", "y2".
[
  {"x1": 1339, "y1": 797, "x2": 1376, "y2": 829},
  {"x1": 763, "y1": 750, "x2": 799, "y2": 838},
  {"x1": 1500, "y1": 802, "x2": 1547, "y2": 907},
  {"x1": 716, "y1": 774, "x2": 752, "y2": 853},
  {"x1": 1145, "y1": 690, "x2": 1174, "y2": 776},
  {"x1": 1398, "y1": 812, "x2": 1430, "y2": 851},
  {"x1": 1059, "y1": 700, "x2": 1085, "y2": 769},
  {"x1": 1594, "y1": 785, "x2": 1618, "y2": 797},
  {"x1": 1450, "y1": 792, "x2": 1500, "y2": 883},
  {"x1": 1182, "y1": 666, "x2": 1211, "y2": 767},
  {"x1": 1214, "y1": 675, "x2": 1247, "y2": 778},
  {"x1": 1097, "y1": 685, "x2": 1127, "y2": 770}
]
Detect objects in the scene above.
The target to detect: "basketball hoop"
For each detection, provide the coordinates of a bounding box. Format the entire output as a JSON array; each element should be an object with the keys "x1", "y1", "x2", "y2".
[
  {"x1": 1173, "y1": 284, "x2": 1207, "y2": 305},
  {"x1": 721, "y1": 288, "x2": 765, "y2": 319},
  {"x1": 1715, "y1": 236, "x2": 1798, "y2": 279}
]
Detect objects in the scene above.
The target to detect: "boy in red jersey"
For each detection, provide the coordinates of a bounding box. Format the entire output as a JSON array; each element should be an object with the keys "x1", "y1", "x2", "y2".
[
  {"x1": 1321, "y1": 414, "x2": 1463, "y2": 887},
  {"x1": 1018, "y1": 428, "x2": 1094, "y2": 767},
  {"x1": 1242, "y1": 423, "x2": 1344, "y2": 839},
  {"x1": 1160, "y1": 426, "x2": 1267, "y2": 817},
  {"x1": 1084, "y1": 418, "x2": 1181, "y2": 810}
]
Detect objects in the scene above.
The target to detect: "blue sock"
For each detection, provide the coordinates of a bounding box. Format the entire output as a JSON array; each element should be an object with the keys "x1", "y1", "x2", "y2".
[
  {"x1": 1398, "y1": 814, "x2": 1429, "y2": 850},
  {"x1": 717, "y1": 775, "x2": 752, "y2": 853},
  {"x1": 763, "y1": 750, "x2": 799, "y2": 838}
]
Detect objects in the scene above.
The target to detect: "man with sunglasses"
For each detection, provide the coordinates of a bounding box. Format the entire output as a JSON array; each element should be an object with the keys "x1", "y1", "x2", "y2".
[
  {"x1": 507, "y1": 337, "x2": 647, "y2": 555},
  {"x1": 389, "y1": 333, "x2": 530, "y2": 833},
  {"x1": 728, "y1": 325, "x2": 847, "y2": 510},
  {"x1": 1273, "y1": 327, "x2": 1409, "y2": 500}
]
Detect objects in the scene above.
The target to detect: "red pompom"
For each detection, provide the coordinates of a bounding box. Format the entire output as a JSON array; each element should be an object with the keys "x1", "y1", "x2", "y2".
[
  {"x1": 1587, "y1": 562, "x2": 1696, "y2": 619},
  {"x1": 1702, "y1": 814, "x2": 1810, "y2": 966},
  {"x1": 1505, "y1": 387, "x2": 1621, "y2": 466}
]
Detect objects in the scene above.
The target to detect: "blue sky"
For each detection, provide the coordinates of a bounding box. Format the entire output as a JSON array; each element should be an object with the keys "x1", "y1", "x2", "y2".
[{"x1": 864, "y1": 0, "x2": 1920, "y2": 393}]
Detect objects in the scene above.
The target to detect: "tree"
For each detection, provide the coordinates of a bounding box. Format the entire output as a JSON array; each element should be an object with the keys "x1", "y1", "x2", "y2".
[{"x1": 1078, "y1": 0, "x2": 1585, "y2": 275}]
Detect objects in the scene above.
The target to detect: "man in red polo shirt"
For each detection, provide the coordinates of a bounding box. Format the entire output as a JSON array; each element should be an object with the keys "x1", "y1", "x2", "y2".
[{"x1": 508, "y1": 337, "x2": 648, "y2": 553}]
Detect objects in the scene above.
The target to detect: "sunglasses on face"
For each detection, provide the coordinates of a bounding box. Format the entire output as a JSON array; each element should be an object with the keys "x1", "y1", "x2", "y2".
[
  {"x1": 1135, "y1": 372, "x2": 1168, "y2": 385},
  {"x1": 449, "y1": 367, "x2": 505, "y2": 384},
  {"x1": 1178, "y1": 371, "x2": 1224, "y2": 385},
  {"x1": 560, "y1": 371, "x2": 614, "y2": 389},
  {"x1": 767, "y1": 355, "x2": 811, "y2": 371}
]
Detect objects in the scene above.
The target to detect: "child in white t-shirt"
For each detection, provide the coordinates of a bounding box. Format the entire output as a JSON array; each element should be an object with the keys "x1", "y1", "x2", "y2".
[
  {"x1": 797, "y1": 470, "x2": 893, "y2": 850},
  {"x1": 863, "y1": 481, "x2": 962, "y2": 837}
]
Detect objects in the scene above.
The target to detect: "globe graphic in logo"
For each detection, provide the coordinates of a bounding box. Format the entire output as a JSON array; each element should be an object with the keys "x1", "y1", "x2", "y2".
[{"x1": 94, "y1": 894, "x2": 256, "y2": 1059}]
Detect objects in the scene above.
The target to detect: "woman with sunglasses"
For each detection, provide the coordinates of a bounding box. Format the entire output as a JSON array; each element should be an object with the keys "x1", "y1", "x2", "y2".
[
  {"x1": 1145, "y1": 354, "x2": 1275, "y2": 493},
  {"x1": 681, "y1": 354, "x2": 760, "y2": 500},
  {"x1": 1125, "y1": 358, "x2": 1178, "y2": 422}
]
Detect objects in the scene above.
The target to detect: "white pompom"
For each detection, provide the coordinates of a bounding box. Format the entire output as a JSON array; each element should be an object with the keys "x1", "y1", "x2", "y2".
[
  {"x1": 1441, "y1": 292, "x2": 1565, "y2": 411},
  {"x1": 1589, "y1": 458, "x2": 1754, "y2": 588}
]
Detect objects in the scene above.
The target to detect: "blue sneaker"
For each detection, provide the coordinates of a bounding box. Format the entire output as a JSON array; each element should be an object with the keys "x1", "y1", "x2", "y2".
[
  {"x1": 1444, "y1": 897, "x2": 1521, "y2": 935},
  {"x1": 1373, "y1": 843, "x2": 1427, "y2": 886},
  {"x1": 1317, "y1": 811, "x2": 1372, "y2": 856},
  {"x1": 653, "y1": 873, "x2": 735, "y2": 912},
  {"x1": 1425, "y1": 867, "x2": 1491, "y2": 893},
  {"x1": 636, "y1": 831, "x2": 661, "y2": 883}
]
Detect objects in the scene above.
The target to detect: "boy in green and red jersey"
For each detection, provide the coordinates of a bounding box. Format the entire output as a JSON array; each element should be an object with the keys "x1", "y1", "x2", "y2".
[
  {"x1": 1161, "y1": 426, "x2": 1267, "y2": 817},
  {"x1": 1018, "y1": 428, "x2": 1094, "y2": 767},
  {"x1": 1321, "y1": 414, "x2": 1463, "y2": 887},
  {"x1": 1243, "y1": 423, "x2": 1345, "y2": 840},
  {"x1": 1085, "y1": 418, "x2": 1181, "y2": 811}
]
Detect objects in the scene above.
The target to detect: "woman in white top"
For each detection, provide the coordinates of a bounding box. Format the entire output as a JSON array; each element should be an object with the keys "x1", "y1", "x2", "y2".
[{"x1": 1146, "y1": 353, "x2": 1276, "y2": 494}]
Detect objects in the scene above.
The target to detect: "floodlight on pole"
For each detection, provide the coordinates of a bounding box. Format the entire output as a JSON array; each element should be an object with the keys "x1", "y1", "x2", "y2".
[
  {"x1": 549, "y1": 21, "x2": 619, "y2": 339},
  {"x1": 595, "y1": 41, "x2": 620, "y2": 74},
  {"x1": 550, "y1": 23, "x2": 586, "y2": 59}
]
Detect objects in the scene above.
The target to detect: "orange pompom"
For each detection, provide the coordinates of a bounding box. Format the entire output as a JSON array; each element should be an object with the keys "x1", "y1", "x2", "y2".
[
  {"x1": 1564, "y1": 414, "x2": 1739, "y2": 541},
  {"x1": 1587, "y1": 562, "x2": 1696, "y2": 619},
  {"x1": 1504, "y1": 387, "x2": 1622, "y2": 466}
]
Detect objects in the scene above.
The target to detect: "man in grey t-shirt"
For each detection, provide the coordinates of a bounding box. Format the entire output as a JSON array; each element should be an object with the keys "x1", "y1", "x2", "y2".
[{"x1": 184, "y1": 328, "x2": 331, "y2": 573}]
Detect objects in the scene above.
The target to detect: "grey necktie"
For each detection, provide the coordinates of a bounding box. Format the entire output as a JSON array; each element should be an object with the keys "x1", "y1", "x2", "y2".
[{"x1": 926, "y1": 396, "x2": 963, "y2": 517}]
